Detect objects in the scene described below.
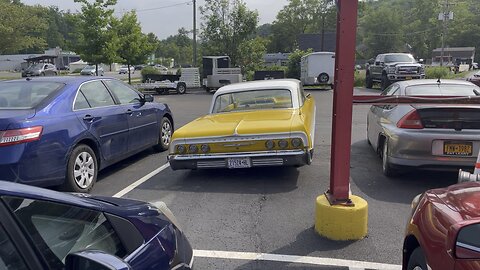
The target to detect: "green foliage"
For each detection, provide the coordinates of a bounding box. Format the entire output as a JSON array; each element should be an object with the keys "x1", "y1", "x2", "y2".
[
  {"x1": 425, "y1": 66, "x2": 450, "y2": 79},
  {"x1": 141, "y1": 66, "x2": 160, "y2": 76},
  {"x1": 237, "y1": 37, "x2": 268, "y2": 76},
  {"x1": 354, "y1": 70, "x2": 366, "y2": 87},
  {"x1": 0, "y1": 1, "x2": 47, "y2": 54},
  {"x1": 74, "y1": 0, "x2": 118, "y2": 70},
  {"x1": 286, "y1": 49, "x2": 312, "y2": 79},
  {"x1": 269, "y1": 0, "x2": 336, "y2": 52},
  {"x1": 114, "y1": 11, "x2": 155, "y2": 83},
  {"x1": 200, "y1": 0, "x2": 258, "y2": 65},
  {"x1": 157, "y1": 28, "x2": 193, "y2": 67}
]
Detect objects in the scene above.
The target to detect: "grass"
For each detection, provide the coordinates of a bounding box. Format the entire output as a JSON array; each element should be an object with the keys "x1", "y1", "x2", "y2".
[{"x1": 354, "y1": 70, "x2": 366, "y2": 87}]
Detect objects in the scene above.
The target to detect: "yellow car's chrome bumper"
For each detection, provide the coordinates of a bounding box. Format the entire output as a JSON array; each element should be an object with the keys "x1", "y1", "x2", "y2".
[{"x1": 168, "y1": 150, "x2": 312, "y2": 170}]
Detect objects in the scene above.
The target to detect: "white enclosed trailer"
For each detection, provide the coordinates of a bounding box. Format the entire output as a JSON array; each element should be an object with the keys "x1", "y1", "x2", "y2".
[{"x1": 300, "y1": 52, "x2": 335, "y2": 87}]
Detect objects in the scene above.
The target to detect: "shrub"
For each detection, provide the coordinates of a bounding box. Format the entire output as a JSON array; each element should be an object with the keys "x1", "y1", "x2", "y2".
[
  {"x1": 425, "y1": 66, "x2": 450, "y2": 79},
  {"x1": 72, "y1": 68, "x2": 82, "y2": 74},
  {"x1": 141, "y1": 66, "x2": 160, "y2": 77},
  {"x1": 354, "y1": 70, "x2": 366, "y2": 87}
]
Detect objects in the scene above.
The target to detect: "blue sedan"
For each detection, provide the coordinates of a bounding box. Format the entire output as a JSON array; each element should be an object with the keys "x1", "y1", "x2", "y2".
[
  {"x1": 0, "y1": 181, "x2": 194, "y2": 270},
  {"x1": 0, "y1": 77, "x2": 174, "y2": 192}
]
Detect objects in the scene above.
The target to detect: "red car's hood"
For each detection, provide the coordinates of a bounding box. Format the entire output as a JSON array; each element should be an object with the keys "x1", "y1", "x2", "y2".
[{"x1": 430, "y1": 182, "x2": 480, "y2": 221}]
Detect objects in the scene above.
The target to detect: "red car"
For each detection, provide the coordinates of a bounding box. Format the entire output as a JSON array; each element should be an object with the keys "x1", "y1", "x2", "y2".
[
  {"x1": 467, "y1": 71, "x2": 480, "y2": 87},
  {"x1": 403, "y1": 182, "x2": 480, "y2": 270}
]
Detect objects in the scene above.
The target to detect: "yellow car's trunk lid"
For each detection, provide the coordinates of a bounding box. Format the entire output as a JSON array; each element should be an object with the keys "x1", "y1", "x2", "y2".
[{"x1": 174, "y1": 109, "x2": 296, "y2": 139}]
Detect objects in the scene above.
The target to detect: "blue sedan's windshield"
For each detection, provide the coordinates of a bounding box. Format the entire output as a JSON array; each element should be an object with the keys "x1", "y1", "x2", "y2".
[{"x1": 0, "y1": 82, "x2": 64, "y2": 109}]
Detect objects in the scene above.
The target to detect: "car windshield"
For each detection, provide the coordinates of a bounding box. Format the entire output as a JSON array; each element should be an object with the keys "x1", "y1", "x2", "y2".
[
  {"x1": 0, "y1": 81, "x2": 63, "y2": 109},
  {"x1": 212, "y1": 89, "x2": 293, "y2": 113},
  {"x1": 384, "y1": 54, "x2": 415, "y2": 63},
  {"x1": 405, "y1": 84, "x2": 480, "y2": 96},
  {"x1": 28, "y1": 63, "x2": 44, "y2": 70}
]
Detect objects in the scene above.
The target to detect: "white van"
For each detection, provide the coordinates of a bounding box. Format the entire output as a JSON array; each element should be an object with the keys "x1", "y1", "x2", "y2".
[{"x1": 300, "y1": 52, "x2": 335, "y2": 88}]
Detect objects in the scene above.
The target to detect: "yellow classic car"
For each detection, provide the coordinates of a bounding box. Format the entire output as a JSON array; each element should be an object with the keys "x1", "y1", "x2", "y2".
[{"x1": 168, "y1": 79, "x2": 316, "y2": 170}]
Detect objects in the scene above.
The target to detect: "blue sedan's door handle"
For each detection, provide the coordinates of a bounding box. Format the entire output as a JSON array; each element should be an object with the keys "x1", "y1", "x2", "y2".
[
  {"x1": 83, "y1": 114, "x2": 94, "y2": 121},
  {"x1": 126, "y1": 109, "x2": 133, "y2": 115}
]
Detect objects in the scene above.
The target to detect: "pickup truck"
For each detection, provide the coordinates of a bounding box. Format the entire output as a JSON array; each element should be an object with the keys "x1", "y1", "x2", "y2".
[{"x1": 366, "y1": 53, "x2": 425, "y2": 90}]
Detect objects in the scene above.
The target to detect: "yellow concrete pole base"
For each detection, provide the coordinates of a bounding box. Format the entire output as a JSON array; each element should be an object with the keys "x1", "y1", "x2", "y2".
[{"x1": 314, "y1": 194, "x2": 368, "y2": 241}]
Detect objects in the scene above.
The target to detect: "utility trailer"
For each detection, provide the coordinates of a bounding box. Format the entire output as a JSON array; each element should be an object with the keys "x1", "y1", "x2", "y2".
[
  {"x1": 134, "y1": 68, "x2": 200, "y2": 95},
  {"x1": 135, "y1": 80, "x2": 187, "y2": 95}
]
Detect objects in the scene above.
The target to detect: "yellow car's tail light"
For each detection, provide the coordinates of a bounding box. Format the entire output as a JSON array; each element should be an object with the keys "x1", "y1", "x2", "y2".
[
  {"x1": 189, "y1": 145, "x2": 198, "y2": 153},
  {"x1": 265, "y1": 140, "x2": 275, "y2": 150},
  {"x1": 177, "y1": 145, "x2": 186, "y2": 154},
  {"x1": 291, "y1": 138, "x2": 302, "y2": 148},
  {"x1": 278, "y1": 139, "x2": 288, "y2": 149},
  {"x1": 201, "y1": 144, "x2": 210, "y2": 153}
]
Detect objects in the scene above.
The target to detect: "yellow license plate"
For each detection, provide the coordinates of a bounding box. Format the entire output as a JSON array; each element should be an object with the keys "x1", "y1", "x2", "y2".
[
  {"x1": 406, "y1": 76, "x2": 412, "y2": 80},
  {"x1": 443, "y1": 142, "x2": 473, "y2": 156}
]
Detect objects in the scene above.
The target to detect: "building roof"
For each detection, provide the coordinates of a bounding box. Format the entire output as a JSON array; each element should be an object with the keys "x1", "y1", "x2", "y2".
[{"x1": 432, "y1": 47, "x2": 475, "y2": 52}]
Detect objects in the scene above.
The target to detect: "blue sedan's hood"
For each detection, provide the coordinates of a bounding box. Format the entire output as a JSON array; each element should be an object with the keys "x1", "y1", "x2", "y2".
[{"x1": 0, "y1": 109, "x2": 36, "y2": 130}]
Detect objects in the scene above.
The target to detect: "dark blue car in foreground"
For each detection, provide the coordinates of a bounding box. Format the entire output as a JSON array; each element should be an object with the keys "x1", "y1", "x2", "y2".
[
  {"x1": 0, "y1": 77, "x2": 174, "y2": 192},
  {"x1": 0, "y1": 181, "x2": 194, "y2": 270}
]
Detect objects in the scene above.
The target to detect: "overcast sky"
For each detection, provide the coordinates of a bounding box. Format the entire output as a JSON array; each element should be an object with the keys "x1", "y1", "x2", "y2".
[{"x1": 21, "y1": 0, "x2": 289, "y2": 39}]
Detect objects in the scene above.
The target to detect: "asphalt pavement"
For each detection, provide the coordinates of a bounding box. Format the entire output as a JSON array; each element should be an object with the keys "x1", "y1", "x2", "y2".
[{"x1": 90, "y1": 87, "x2": 459, "y2": 270}]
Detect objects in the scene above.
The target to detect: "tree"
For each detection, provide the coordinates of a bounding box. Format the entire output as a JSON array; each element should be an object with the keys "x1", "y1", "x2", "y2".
[
  {"x1": 114, "y1": 11, "x2": 155, "y2": 84},
  {"x1": 0, "y1": 1, "x2": 47, "y2": 54},
  {"x1": 156, "y1": 28, "x2": 193, "y2": 67},
  {"x1": 200, "y1": 0, "x2": 258, "y2": 65},
  {"x1": 358, "y1": 4, "x2": 406, "y2": 58},
  {"x1": 269, "y1": 0, "x2": 336, "y2": 53},
  {"x1": 286, "y1": 49, "x2": 312, "y2": 79},
  {"x1": 74, "y1": 0, "x2": 118, "y2": 75},
  {"x1": 237, "y1": 37, "x2": 268, "y2": 79}
]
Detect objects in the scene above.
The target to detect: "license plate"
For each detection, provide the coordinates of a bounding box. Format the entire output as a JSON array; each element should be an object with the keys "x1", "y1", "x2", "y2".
[
  {"x1": 227, "y1": 157, "x2": 251, "y2": 169},
  {"x1": 406, "y1": 76, "x2": 412, "y2": 80},
  {"x1": 443, "y1": 142, "x2": 473, "y2": 156}
]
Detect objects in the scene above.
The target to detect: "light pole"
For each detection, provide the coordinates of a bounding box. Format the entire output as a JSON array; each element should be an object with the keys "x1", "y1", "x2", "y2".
[{"x1": 193, "y1": 0, "x2": 197, "y2": 67}]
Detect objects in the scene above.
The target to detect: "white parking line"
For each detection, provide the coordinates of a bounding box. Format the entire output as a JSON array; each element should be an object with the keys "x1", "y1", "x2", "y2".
[
  {"x1": 113, "y1": 166, "x2": 401, "y2": 270},
  {"x1": 193, "y1": 250, "x2": 402, "y2": 270},
  {"x1": 113, "y1": 163, "x2": 170, "y2": 198}
]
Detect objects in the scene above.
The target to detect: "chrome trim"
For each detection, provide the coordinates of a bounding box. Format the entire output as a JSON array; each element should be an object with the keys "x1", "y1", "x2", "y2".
[
  {"x1": 170, "y1": 132, "x2": 309, "y2": 153},
  {"x1": 457, "y1": 241, "x2": 480, "y2": 253},
  {"x1": 169, "y1": 149, "x2": 306, "y2": 161},
  {"x1": 223, "y1": 142, "x2": 256, "y2": 147},
  {"x1": 252, "y1": 158, "x2": 284, "y2": 166}
]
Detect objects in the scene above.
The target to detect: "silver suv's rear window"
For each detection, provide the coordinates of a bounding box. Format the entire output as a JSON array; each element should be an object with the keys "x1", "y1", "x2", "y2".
[{"x1": 0, "y1": 81, "x2": 63, "y2": 109}]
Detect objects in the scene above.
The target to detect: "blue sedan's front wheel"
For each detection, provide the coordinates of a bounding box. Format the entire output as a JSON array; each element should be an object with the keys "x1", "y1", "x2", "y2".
[
  {"x1": 154, "y1": 117, "x2": 173, "y2": 152},
  {"x1": 63, "y1": 144, "x2": 98, "y2": 193}
]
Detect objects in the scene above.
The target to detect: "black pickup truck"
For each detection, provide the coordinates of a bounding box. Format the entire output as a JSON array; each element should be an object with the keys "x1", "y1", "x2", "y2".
[{"x1": 365, "y1": 53, "x2": 425, "y2": 90}]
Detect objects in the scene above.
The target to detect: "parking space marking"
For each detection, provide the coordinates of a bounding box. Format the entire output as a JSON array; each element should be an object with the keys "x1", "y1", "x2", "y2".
[
  {"x1": 193, "y1": 250, "x2": 401, "y2": 270},
  {"x1": 113, "y1": 163, "x2": 170, "y2": 198}
]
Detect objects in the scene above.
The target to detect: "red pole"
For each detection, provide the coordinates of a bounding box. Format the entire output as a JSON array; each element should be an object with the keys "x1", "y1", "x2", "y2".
[{"x1": 327, "y1": 0, "x2": 359, "y2": 204}]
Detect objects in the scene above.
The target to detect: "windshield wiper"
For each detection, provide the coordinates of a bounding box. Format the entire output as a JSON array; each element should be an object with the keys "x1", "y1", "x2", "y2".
[{"x1": 473, "y1": 89, "x2": 480, "y2": 96}]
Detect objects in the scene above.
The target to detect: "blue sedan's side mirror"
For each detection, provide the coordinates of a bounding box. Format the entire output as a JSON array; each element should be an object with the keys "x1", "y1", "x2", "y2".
[
  {"x1": 143, "y1": 94, "x2": 154, "y2": 103},
  {"x1": 65, "y1": 250, "x2": 132, "y2": 270}
]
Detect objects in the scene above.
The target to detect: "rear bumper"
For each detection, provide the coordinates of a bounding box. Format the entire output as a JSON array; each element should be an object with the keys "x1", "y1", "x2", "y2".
[
  {"x1": 168, "y1": 150, "x2": 310, "y2": 170},
  {"x1": 385, "y1": 127, "x2": 479, "y2": 169}
]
